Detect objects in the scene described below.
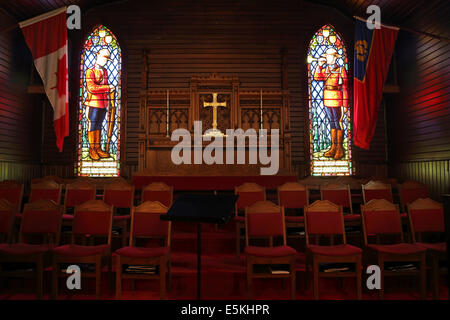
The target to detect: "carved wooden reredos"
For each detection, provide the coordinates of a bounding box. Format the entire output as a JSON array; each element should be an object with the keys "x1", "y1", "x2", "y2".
[{"x1": 138, "y1": 49, "x2": 292, "y2": 174}]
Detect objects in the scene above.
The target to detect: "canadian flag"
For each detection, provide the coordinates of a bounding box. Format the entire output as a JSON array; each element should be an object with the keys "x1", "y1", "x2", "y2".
[{"x1": 19, "y1": 7, "x2": 69, "y2": 152}]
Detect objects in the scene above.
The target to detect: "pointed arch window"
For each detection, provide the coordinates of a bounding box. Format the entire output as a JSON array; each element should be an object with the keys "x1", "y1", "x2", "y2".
[
  {"x1": 78, "y1": 25, "x2": 121, "y2": 177},
  {"x1": 307, "y1": 24, "x2": 352, "y2": 176}
]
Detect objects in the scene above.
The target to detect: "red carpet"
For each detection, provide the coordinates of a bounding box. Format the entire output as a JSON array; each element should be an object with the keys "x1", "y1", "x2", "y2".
[{"x1": 0, "y1": 221, "x2": 448, "y2": 300}]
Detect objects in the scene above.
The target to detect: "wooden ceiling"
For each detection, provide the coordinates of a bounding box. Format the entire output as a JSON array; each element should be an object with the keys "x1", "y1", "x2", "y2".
[{"x1": 0, "y1": 0, "x2": 449, "y2": 38}]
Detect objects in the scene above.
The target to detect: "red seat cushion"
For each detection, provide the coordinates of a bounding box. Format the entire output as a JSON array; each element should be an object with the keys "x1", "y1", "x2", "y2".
[
  {"x1": 52, "y1": 244, "x2": 110, "y2": 257},
  {"x1": 368, "y1": 243, "x2": 426, "y2": 255},
  {"x1": 114, "y1": 246, "x2": 169, "y2": 258},
  {"x1": 416, "y1": 242, "x2": 446, "y2": 253},
  {"x1": 0, "y1": 243, "x2": 53, "y2": 255},
  {"x1": 306, "y1": 244, "x2": 362, "y2": 256},
  {"x1": 113, "y1": 215, "x2": 130, "y2": 221},
  {"x1": 285, "y1": 215, "x2": 304, "y2": 223},
  {"x1": 344, "y1": 214, "x2": 360, "y2": 221},
  {"x1": 62, "y1": 214, "x2": 74, "y2": 221},
  {"x1": 244, "y1": 245, "x2": 297, "y2": 258}
]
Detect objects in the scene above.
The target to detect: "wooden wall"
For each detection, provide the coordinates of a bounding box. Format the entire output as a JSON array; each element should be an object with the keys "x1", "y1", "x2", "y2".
[
  {"x1": 0, "y1": 18, "x2": 42, "y2": 186},
  {"x1": 387, "y1": 31, "x2": 450, "y2": 200}
]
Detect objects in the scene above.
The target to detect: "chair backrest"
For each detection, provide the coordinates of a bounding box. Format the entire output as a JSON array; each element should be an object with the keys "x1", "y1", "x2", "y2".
[
  {"x1": 235, "y1": 183, "x2": 266, "y2": 213},
  {"x1": 277, "y1": 182, "x2": 309, "y2": 209},
  {"x1": 130, "y1": 201, "x2": 171, "y2": 247},
  {"x1": 245, "y1": 201, "x2": 285, "y2": 246},
  {"x1": 336, "y1": 176, "x2": 362, "y2": 190},
  {"x1": 0, "y1": 181, "x2": 24, "y2": 213},
  {"x1": 399, "y1": 181, "x2": 429, "y2": 212},
  {"x1": 20, "y1": 199, "x2": 62, "y2": 245},
  {"x1": 362, "y1": 180, "x2": 393, "y2": 203},
  {"x1": 407, "y1": 198, "x2": 444, "y2": 242},
  {"x1": 64, "y1": 180, "x2": 96, "y2": 211},
  {"x1": 103, "y1": 181, "x2": 135, "y2": 209},
  {"x1": 30, "y1": 180, "x2": 62, "y2": 204},
  {"x1": 361, "y1": 199, "x2": 403, "y2": 246},
  {"x1": 0, "y1": 199, "x2": 15, "y2": 243},
  {"x1": 304, "y1": 200, "x2": 345, "y2": 245},
  {"x1": 320, "y1": 182, "x2": 352, "y2": 213},
  {"x1": 72, "y1": 200, "x2": 113, "y2": 245},
  {"x1": 141, "y1": 182, "x2": 173, "y2": 207}
]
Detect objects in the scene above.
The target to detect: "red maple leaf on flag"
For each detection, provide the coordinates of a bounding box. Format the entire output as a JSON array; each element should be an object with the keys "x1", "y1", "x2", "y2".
[{"x1": 50, "y1": 53, "x2": 68, "y2": 97}]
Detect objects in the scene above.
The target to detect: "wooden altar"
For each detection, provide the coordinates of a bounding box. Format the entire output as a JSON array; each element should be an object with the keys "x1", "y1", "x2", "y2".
[{"x1": 138, "y1": 50, "x2": 292, "y2": 175}]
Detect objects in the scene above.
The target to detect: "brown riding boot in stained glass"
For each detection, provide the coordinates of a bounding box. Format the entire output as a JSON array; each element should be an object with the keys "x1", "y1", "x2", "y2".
[
  {"x1": 88, "y1": 131, "x2": 100, "y2": 160},
  {"x1": 324, "y1": 128, "x2": 337, "y2": 158},
  {"x1": 334, "y1": 129, "x2": 345, "y2": 160},
  {"x1": 94, "y1": 130, "x2": 110, "y2": 158}
]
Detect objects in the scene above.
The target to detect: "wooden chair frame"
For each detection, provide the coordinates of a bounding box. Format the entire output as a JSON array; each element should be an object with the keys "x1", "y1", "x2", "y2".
[
  {"x1": 361, "y1": 199, "x2": 426, "y2": 299},
  {"x1": 235, "y1": 183, "x2": 266, "y2": 257},
  {"x1": 407, "y1": 198, "x2": 446, "y2": 299},
  {"x1": 398, "y1": 181, "x2": 429, "y2": 213},
  {"x1": 362, "y1": 180, "x2": 393, "y2": 204},
  {"x1": 52, "y1": 200, "x2": 113, "y2": 300},
  {"x1": 244, "y1": 201, "x2": 296, "y2": 299},
  {"x1": 277, "y1": 182, "x2": 309, "y2": 236},
  {"x1": 115, "y1": 201, "x2": 171, "y2": 299},
  {"x1": 0, "y1": 199, "x2": 62, "y2": 299},
  {"x1": 304, "y1": 200, "x2": 362, "y2": 300},
  {"x1": 104, "y1": 181, "x2": 135, "y2": 247},
  {"x1": 141, "y1": 182, "x2": 174, "y2": 207}
]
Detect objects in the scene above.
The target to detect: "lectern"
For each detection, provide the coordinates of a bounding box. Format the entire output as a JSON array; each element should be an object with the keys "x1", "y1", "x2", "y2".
[{"x1": 160, "y1": 193, "x2": 238, "y2": 299}]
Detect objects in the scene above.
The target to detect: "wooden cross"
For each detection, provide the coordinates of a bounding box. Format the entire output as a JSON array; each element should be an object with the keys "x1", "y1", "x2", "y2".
[{"x1": 203, "y1": 93, "x2": 227, "y2": 131}]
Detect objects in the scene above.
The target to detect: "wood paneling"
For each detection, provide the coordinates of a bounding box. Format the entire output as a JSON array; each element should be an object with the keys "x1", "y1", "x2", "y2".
[{"x1": 387, "y1": 30, "x2": 450, "y2": 200}]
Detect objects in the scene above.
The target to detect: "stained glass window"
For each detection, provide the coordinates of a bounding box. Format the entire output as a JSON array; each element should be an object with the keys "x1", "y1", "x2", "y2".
[
  {"x1": 78, "y1": 25, "x2": 121, "y2": 177},
  {"x1": 307, "y1": 24, "x2": 352, "y2": 176}
]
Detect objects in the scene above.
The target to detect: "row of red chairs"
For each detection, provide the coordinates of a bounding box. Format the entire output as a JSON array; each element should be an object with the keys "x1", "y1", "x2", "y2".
[{"x1": 0, "y1": 197, "x2": 445, "y2": 300}]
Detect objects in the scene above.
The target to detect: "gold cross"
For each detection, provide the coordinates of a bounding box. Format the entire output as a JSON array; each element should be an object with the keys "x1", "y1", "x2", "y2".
[{"x1": 203, "y1": 93, "x2": 227, "y2": 131}]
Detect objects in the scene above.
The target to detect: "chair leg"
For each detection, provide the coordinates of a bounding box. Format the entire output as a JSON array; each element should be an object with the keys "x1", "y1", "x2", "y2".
[
  {"x1": 304, "y1": 254, "x2": 309, "y2": 291},
  {"x1": 167, "y1": 261, "x2": 172, "y2": 292},
  {"x1": 431, "y1": 254, "x2": 439, "y2": 300},
  {"x1": 356, "y1": 257, "x2": 362, "y2": 300},
  {"x1": 313, "y1": 258, "x2": 319, "y2": 300},
  {"x1": 51, "y1": 258, "x2": 58, "y2": 299},
  {"x1": 235, "y1": 224, "x2": 241, "y2": 257},
  {"x1": 420, "y1": 254, "x2": 427, "y2": 299},
  {"x1": 36, "y1": 257, "x2": 44, "y2": 300},
  {"x1": 378, "y1": 256, "x2": 384, "y2": 300},
  {"x1": 246, "y1": 259, "x2": 252, "y2": 299},
  {"x1": 122, "y1": 221, "x2": 127, "y2": 247},
  {"x1": 160, "y1": 257, "x2": 167, "y2": 300},
  {"x1": 96, "y1": 256, "x2": 102, "y2": 300},
  {"x1": 115, "y1": 257, "x2": 122, "y2": 299},
  {"x1": 290, "y1": 262, "x2": 296, "y2": 300}
]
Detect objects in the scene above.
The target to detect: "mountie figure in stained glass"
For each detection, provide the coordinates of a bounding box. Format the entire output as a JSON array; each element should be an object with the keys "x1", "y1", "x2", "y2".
[
  {"x1": 307, "y1": 25, "x2": 351, "y2": 176},
  {"x1": 79, "y1": 25, "x2": 121, "y2": 177},
  {"x1": 313, "y1": 47, "x2": 348, "y2": 160},
  {"x1": 85, "y1": 48, "x2": 116, "y2": 160}
]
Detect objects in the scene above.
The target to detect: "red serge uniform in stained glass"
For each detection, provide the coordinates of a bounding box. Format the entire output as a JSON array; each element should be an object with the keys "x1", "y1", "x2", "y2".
[
  {"x1": 313, "y1": 48, "x2": 349, "y2": 160},
  {"x1": 307, "y1": 25, "x2": 352, "y2": 176},
  {"x1": 78, "y1": 25, "x2": 121, "y2": 177}
]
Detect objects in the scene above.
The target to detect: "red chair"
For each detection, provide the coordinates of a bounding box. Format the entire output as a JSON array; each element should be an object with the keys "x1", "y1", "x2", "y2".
[
  {"x1": 277, "y1": 182, "x2": 308, "y2": 236},
  {"x1": 362, "y1": 180, "x2": 393, "y2": 203},
  {"x1": 304, "y1": 200, "x2": 362, "y2": 300},
  {"x1": 235, "y1": 183, "x2": 266, "y2": 256},
  {"x1": 114, "y1": 201, "x2": 171, "y2": 299},
  {"x1": 361, "y1": 199, "x2": 426, "y2": 299},
  {"x1": 321, "y1": 182, "x2": 360, "y2": 227},
  {"x1": 141, "y1": 182, "x2": 173, "y2": 207},
  {"x1": 52, "y1": 200, "x2": 113, "y2": 299},
  {"x1": 0, "y1": 199, "x2": 16, "y2": 244},
  {"x1": 104, "y1": 181, "x2": 135, "y2": 247},
  {"x1": 399, "y1": 181, "x2": 429, "y2": 213},
  {"x1": 30, "y1": 180, "x2": 63, "y2": 204},
  {"x1": 0, "y1": 199, "x2": 62, "y2": 299},
  {"x1": 244, "y1": 201, "x2": 297, "y2": 299},
  {"x1": 0, "y1": 181, "x2": 24, "y2": 214},
  {"x1": 63, "y1": 180, "x2": 96, "y2": 224},
  {"x1": 407, "y1": 198, "x2": 446, "y2": 299}
]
